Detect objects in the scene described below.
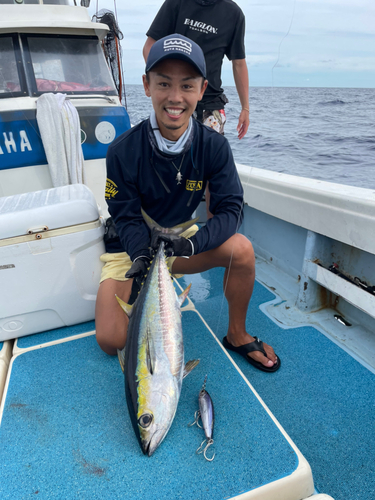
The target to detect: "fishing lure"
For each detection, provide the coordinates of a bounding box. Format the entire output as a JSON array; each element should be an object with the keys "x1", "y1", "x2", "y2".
[{"x1": 189, "y1": 375, "x2": 215, "y2": 461}]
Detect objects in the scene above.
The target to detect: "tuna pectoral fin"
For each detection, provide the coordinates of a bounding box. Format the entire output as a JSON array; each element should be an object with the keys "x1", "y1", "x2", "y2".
[
  {"x1": 146, "y1": 326, "x2": 156, "y2": 375},
  {"x1": 141, "y1": 208, "x2": 199, "y2": 236},
  {"x1": 178, "y1": 284, "x2": 191, "y2": 307},
  {"x1": 183, "y1": 359, "x2": 200, "y2": 379},
  {"x1": 117, "y1": 347, "x2": 126, "y2": 373},
  {"x1": 115, "y1": 294, "x2": 133, "y2": 317}
]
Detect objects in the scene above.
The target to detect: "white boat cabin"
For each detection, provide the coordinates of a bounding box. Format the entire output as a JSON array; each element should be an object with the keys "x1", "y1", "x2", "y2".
[{"x1": 0, "y1": 0, "x2": 130, "y2": 212}]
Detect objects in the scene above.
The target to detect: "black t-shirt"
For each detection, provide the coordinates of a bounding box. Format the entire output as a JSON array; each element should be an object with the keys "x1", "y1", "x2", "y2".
[{"x1": 146, "y1": 0, "x2": 246, "y2": 108}]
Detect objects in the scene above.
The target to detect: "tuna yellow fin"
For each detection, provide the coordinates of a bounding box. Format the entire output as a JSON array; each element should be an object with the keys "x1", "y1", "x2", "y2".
[
  {"x1": 178, "y1": 284, "x2": 191, "y2": 307},
  {"x1": 183, "y1": 359, "x2": 200, "y2": 379},
  {"x1": 115, "y1": 294, "x2": 133, "y2": 317},
  {"x1": 117, "y1": 347, "x2": 126, "y2": 373},
  {"x1": 141, "y1": 208, "x2": 199, "y2": 236}
]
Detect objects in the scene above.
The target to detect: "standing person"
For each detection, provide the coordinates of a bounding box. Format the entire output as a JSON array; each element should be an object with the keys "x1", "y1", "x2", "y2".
[
  {"x1": 143, "y1": 0, "x2": 250, "y2": 140},
  {"x1": 95, "y1": 34, "x2": 279, "y2": 373}
]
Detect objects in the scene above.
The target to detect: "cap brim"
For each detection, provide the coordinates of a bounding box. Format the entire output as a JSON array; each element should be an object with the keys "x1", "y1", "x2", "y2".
[{"x1": 146, "y1": 53, "x2": 206, "y2": 79}]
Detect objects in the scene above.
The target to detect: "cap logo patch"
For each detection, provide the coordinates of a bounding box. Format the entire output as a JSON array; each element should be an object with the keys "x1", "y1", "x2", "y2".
[{"x1": 164, "y1": 38, "x2": 192, "y2": 55}]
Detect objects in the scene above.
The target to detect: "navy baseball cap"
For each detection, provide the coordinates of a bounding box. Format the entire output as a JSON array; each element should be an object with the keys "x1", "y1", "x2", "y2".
[{"x1": 146, "y1": 34, "x2": 207, "y2": 79}]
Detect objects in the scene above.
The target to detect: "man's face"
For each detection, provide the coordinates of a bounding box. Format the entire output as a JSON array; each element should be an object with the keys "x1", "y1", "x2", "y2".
[{"x1": 143, "y1": 59, "x2": 207, "y2": 141}]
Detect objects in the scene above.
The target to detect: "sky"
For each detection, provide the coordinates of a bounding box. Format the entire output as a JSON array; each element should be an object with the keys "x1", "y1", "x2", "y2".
[{"x1": 89, "y1": 0, "x2": 375, "y2": 88}]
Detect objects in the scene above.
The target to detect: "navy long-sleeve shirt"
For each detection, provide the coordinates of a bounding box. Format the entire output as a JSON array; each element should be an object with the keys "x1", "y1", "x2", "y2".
[{"x1": 105, "y1": 119, "x2": 243, "y2": 261}]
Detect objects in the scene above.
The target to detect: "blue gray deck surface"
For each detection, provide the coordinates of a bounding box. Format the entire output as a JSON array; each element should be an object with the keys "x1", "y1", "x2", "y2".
[
  {"x1": 0, "y1": 310, "x2": 297, "y2": 499},
  {"x1": 179, "y1": 268, "x2": 375, "y2": 500}
]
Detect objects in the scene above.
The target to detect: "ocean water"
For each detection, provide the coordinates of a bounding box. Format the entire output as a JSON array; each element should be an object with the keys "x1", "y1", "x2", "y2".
[{"x1": 124, "y1": 85, "x2": 375, "y2": 190}]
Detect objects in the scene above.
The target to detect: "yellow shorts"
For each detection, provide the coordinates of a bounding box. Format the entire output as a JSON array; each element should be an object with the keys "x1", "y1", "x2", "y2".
[{"x1": 99, "y1": 224, "x2": 199, "y2": 283}]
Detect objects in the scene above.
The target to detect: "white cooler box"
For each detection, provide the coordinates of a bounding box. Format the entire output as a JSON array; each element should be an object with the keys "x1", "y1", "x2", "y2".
[{"x1": 0, "y1": 185, "x2": 105, "y2": 341}]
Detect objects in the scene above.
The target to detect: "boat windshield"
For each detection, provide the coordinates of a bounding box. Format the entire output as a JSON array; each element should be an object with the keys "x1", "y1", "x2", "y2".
[
  {"x1": 0, "y1": 1, "x2": 71, "y2": 4},
  {"x1": 0, "y1": 36, "x2": 23, "y2": 96},
  {"x1": 25, "y1": 35, "x2": 116, "y2": 95}
]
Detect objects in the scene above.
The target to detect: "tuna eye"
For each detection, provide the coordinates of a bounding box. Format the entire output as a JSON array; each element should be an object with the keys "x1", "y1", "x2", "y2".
[{"x1": 138, "y1": 413, "x2": 153, "y2": 428}]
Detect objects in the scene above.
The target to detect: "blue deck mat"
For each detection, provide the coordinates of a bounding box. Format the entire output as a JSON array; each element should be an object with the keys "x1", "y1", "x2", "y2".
[
  {"x1": 178, "y1": 268, "x2": 375, "y2": 500},
  {"x1": 16, "y1": 320, "x2": 96, "y2": 349},
  {"x1": 0, "y1": 311, "x2": 297, "y2": 500}
]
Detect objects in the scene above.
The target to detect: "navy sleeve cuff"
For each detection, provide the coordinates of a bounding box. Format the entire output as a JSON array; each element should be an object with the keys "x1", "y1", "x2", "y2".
[{"x1": 131, "y1": 248, "x2": 150, "y2": 262}]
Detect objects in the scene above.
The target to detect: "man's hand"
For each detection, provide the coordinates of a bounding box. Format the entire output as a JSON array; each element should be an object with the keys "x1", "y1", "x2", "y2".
[
  {"x1": 237, "y1": 109, "x2": 249, "y2": 140},
  {"x1": 232, "y1": 58, "x2": 250, "y2": 140},
  {"x1": 150, "y1": 229, "x2": 194, "y2": 258},
  {"x1": 125, "y1": 256, "x2": 151, "y2": 288}
]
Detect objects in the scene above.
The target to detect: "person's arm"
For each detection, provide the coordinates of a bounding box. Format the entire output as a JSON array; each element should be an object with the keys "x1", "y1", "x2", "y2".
[
  {"x1": 143, "y1": 0, "x2": 179, "y2": 61},
  {"x1": 143, "y1": 36, "x2": 156, "y2": 63},
  {"x1": 225, "y1": 5, "x2": 248, "y2": 140},
  {"x1": 232, "y1": 59, "x2": 249, "y2": 140},
  {"x1": 106, "y1": 142, "x2": 150, "y2": 261},
  {"x1": 189, "y1": 139, "x2": 244, "y2": 255}
]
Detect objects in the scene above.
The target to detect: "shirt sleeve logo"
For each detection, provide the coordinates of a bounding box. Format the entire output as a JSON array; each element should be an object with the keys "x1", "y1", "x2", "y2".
[
  {"x1": 105, "y1": 179, "x2": 119, "y2": 199},
  {"x1": 186, "y1": 180, "x2": 203, "y2": 191}
]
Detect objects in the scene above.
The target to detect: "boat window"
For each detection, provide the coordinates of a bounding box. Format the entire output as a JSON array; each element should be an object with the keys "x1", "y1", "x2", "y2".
[
  {"x1": 43, "y1": 1, "x2": 71, "y2": 4},
  {"x1": 0, "y1": 0, "x2": 68, "y2": 3},
  {"x1": 0, "y1": 36, "x2": 25, "y2": 98},
  {"x1": 42, "y1": 0, "x2": 71, "y2": 4},
  {"x1": 25, "y1": 35, "x2": 116, "y2": 95},
  {"x1": 4, "y1": 0, "x2": 40, "y2": 4}
]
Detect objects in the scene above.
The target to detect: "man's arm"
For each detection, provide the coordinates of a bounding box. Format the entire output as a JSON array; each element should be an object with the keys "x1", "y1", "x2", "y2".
[
  {"x1": 143, "y1": 36, "x2": 156, "y2": 63},
  {"x1": 143, "y1": 0, "x2": 179, "y2": 61},
  {"x1": 189, "y1": 138, "x2": 244, "y2": 255},
  {"x1": 232, "y1": 58, "x2": 249, "y2": 140},
  {"x1": 106, "y1": 143, "x2": 150, "y2": 262}
]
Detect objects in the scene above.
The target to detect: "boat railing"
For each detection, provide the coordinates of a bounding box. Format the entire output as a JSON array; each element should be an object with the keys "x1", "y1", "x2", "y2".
[{"x1": 237, "y1": 163, "x2": 375, "y2": 323}]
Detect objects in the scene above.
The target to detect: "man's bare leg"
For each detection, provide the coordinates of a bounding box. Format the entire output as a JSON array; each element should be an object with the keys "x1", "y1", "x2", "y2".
[
  {"x1": 95, "y1": 278, "x2": 133, "y2": 355},
  {"x1": 172, "y1": 233, "x2": 277, "y2": 368}
]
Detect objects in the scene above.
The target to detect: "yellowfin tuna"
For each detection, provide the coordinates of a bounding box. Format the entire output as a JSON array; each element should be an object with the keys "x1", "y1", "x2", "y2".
[{"x1": 116, "y1": 210, "x2": 199, "y2": 456}]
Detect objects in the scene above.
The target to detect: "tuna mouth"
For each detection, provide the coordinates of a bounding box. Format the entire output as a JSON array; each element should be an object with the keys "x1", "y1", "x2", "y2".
[
  {"x1": 141, "y1": 437, "x2": 155, "y2": 457},
  {"x1": 143, "y1": 440, "x2": 152, "y2": 456},
  {"x1": 148, "y1": 442, "x2": 156, "y2": 457},
  {"x1": 142, "y1": 429, "x2": 167, "y2": 457}
]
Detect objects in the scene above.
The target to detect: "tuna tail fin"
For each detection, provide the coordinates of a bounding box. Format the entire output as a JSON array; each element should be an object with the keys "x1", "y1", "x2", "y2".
[
  {"x1": 141, "y1": 208, "x2": 199, "y2": 236},
  {"x1": 117, "y1": 347, "x2": 126, "y2": 373},
  {"x1": 115, "y1": 294, "x2": 133, "y2": 317},
  {"x1": 178, "y1": 284, "x2": 191, "y2": 307},
  {"x1": 183, "y1": 359, "x2": 200, "y2": 379}
]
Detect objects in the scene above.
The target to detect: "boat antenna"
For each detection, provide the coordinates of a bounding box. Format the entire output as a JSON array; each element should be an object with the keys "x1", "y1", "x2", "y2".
[
  {"x1": 271, "y1": 0, "x2": 297, "y2": 93},
  {"x1": 92, "y1": 8, "x2": 127, "y2": 108}
]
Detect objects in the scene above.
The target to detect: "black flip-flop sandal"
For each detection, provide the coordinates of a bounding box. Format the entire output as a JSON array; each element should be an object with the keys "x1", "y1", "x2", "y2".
[{"x1": 222, "y1": 336, "x2": 280, "y2": 373}]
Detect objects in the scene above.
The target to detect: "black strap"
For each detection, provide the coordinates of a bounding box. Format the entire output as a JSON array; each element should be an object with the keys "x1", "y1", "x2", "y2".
[
  {"x1": 150, "y1": 156, "x2": 171, "y2": 193},
  {"x1": 240, "y1": 338, "x2": 267, "y2": 357}
]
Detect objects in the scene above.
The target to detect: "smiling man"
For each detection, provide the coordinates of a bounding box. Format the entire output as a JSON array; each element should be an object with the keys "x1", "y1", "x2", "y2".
[
  {"x1": 143, "y1": 0, "x2": 250, "y2": 140},
  {"x1": 95, "y1": 34, "x2": 280, "y2": 373}
]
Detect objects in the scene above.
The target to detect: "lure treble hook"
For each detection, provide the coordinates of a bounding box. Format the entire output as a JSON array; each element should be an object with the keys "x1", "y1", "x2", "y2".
[
  {"x1": 188, "y1": 410, "x2": 203, "y2": 429},
  {"x1": 196, "y1": 438, "x2": 215, "y2": 462}
]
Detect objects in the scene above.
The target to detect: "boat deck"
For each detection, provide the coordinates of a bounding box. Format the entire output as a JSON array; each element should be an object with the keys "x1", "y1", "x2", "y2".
[
  {"x1": 182, "y1": 266, "x2": 375, "y2": 500},
  {"x1": 0, "y1": 266, "x2": 374, "y2": 499}
]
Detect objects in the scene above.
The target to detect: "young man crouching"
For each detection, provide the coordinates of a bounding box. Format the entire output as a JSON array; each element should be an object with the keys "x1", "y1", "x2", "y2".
[{"x1": 95, "y1": 34, "x2": 279, "y2": 373}]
